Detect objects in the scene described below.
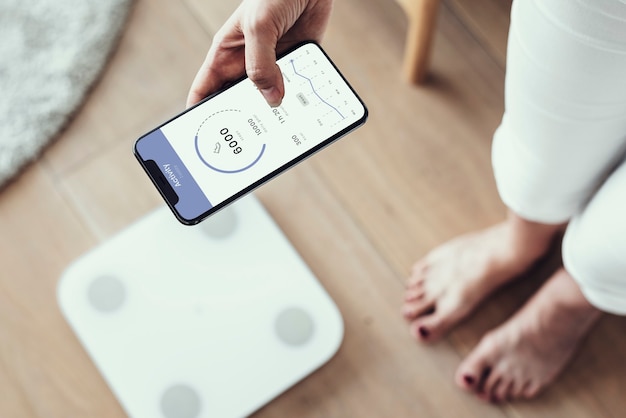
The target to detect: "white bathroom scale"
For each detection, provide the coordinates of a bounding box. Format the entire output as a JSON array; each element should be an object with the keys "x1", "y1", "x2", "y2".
[{"x1": 57, "y1": 195, "x2": 344, "y2": 418}]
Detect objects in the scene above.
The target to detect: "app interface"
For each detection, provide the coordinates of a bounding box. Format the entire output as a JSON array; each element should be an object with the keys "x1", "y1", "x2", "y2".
[{"x1": 136, "y1": 43, "x2": 366, "y2": 221}]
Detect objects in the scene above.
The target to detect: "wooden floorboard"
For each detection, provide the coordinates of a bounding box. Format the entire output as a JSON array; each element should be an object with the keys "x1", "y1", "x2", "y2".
[
  {"x1": 311, "y1": 0, "x2": 507, "y2": 279},
  {"x1": 1, "y1": 0, "x2": 624, "y2": 416},
  {"x1": 254, "y1": 167, "x2": 506, "y2": 418},
  {"x1": 444, "y1": 0, "x2": 511, "y2": 69},
  {"x1": 0, "y1": 165, "x2": 125, "y2": 418}
]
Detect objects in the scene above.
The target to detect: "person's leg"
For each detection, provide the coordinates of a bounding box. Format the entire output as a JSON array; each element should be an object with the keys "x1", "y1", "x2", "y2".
[
  {"x1": 456, "y1": 158, "x2": 626, "y2": 402},
  {"x1": 404, "y1": 0, "x2": 626, "y2": 343},
  {"x1": 451, "y1": 0, "x2": 626, "y2": 401},
  {"x1": 491, "y1": 0, "x2": 626, "y2": 224},
  {"x1": 563, "y1": 158, "x2": 626, "y2": 317}
]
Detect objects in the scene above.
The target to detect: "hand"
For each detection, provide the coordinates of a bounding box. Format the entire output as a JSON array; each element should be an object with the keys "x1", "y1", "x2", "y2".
[{"x1": 186, "y1": 0, "x2": 333, "y2": 108}]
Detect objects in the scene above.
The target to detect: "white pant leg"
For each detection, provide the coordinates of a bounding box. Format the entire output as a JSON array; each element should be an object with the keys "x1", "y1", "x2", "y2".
[
  {"x1": 563, "y1": 158, "x2": 626, "y2": 315},
  {"x1": 492, "y1": 0, "x2": 626, "y2": 223}
]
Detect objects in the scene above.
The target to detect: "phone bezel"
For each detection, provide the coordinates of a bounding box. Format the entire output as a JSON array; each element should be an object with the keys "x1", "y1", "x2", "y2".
[{"x1": 134, "y1": 40, "x2": 368, "y2": 225}]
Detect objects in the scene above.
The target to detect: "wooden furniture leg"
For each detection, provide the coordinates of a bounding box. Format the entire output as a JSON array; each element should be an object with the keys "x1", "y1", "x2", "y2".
[{"x1": 397, "y1": 0, "x2": 441, "y2": 84}]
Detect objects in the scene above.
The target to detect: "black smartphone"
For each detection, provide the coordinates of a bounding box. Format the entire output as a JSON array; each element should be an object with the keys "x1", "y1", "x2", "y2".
[{"x1": 134, "y1": 41, "x2": 368, "y2": 225}]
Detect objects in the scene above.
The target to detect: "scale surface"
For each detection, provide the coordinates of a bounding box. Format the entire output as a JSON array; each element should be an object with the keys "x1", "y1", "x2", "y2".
[{"x1": 57, "y1": 195, "x2": 344, "y2": 418}]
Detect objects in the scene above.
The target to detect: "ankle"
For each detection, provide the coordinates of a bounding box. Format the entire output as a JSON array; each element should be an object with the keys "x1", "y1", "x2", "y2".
[
  {"x1": 551, "y1": 270, "x2": 601, "y2": 316},
  {"x1": 505, "y1": 211, "x2": 565, "y2": 259},
  {"x1": 525, "y1": 269, "x2": 602, "y2": 337}
]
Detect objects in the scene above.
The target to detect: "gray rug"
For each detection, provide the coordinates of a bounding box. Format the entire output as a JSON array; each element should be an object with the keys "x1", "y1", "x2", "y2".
[{"x1": 0, "y1": 0, "x2": 135, "y2": 188}]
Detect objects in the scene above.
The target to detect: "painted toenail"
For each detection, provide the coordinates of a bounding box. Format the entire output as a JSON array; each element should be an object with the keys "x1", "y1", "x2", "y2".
[
  {"x1": 463, "y1": 375, "x2": 475, "y2": 385},
  {"x1": 418, "y1": 326, "x2": 429, "y2": 338}
]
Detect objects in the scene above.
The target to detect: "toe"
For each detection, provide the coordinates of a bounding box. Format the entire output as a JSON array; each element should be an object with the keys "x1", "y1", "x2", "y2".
[
  {"x1": 485, "y1": 376, "x2": 500, "y2": 402},
  {"x1": 408, "y1": 318, "x2": 440, "y2": 343},
  {"x1": 482, "y1": 371, "x2": 502, "y2": 402},
  {"x1": 401, "y1": 297, "x2": 434, "y2": 321},
  {"x1": 403, "y1": 286, "x2": 425, "y2": 302},
  {"x1": 406, "y1": 259, "x2": 428, "y2": 286},
  {"x1": 459, "y1": 373, "x2": 477, "y2": 390},
  {"x1": 522, "y1": 381, "x2": 541, "y2": 399},
  {"x1": 493, "y1": 378, "x2": 513, "y2": 404},
  {"x1": 409, "y1": 300, "x2": 462, "y2": 342},
  {"x1": 457, "y1": 331, "x2": 508, "y2": 393},
  {"x1": 456, "y1": 344, "x2": 494, "y2": 394},
  {"x1": 507, "y1": 379, "x2": 524, "y2": 401},
  {"x1": 408, "y1": 320, "x2": 434, "y2": 341}
]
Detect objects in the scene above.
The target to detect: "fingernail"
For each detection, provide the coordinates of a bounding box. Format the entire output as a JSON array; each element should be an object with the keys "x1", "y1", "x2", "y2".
[
  {"x1": 418, "y1": 326, "x2": 429, "y2": 338},
  {"x1": 463, "y1": 375, "x2": 475, "y2": 385},
  {"x1": 260, "y1": 87, "x2": 281, "y2": 107}
]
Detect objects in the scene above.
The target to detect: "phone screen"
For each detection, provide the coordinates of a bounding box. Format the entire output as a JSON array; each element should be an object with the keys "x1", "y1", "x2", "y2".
[{"x1": 134, "y1": 42, "x2": 368, "y2": 225}]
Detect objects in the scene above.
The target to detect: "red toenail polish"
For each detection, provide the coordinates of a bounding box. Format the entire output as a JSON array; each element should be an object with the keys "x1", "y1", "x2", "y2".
[
  {"x1": 418, "y1": 326, "x2": 429, "y2": 338},
  {"x1": 463, "y1": 375, "x2": 475, "y2": 385}
]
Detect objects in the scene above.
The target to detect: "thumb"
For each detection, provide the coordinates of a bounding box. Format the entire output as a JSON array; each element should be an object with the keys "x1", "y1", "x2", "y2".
[{"x1": 244, "y1": 31, "x2": 285, "y2": 107}]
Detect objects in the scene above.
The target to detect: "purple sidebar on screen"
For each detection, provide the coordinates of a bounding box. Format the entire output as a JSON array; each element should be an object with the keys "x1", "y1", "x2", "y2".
[{"x1": 136, "y1": 129, "x2": 212, "y2": 220}]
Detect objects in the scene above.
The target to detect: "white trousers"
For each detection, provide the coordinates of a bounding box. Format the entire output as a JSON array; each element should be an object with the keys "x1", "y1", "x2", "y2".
[{"x1": 492, "y1": 0, "x2": 626, "y2": 314}]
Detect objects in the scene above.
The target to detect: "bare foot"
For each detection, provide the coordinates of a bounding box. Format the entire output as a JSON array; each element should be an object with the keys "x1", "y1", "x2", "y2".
[
  {"x1": 456, "y1": 268, "x2": 601, "y2": 402},
  {"x1": 403, "y1": 212, "x2": 564, "y2": 342}
]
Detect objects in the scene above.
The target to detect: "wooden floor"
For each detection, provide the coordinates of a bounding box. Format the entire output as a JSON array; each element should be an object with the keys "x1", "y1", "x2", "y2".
[{"x1": 2, "y1": 0, "x2": 626, "y2": 416}]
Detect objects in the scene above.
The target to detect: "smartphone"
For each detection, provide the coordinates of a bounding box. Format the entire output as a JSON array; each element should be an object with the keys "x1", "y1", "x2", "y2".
[{"x1": 134, "y1": 41, "x2": 368, "y2": 225}]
